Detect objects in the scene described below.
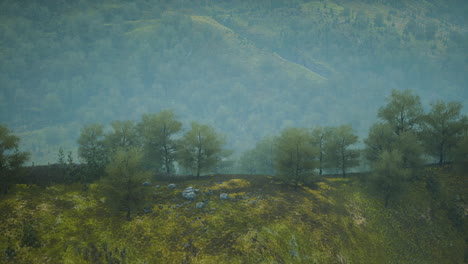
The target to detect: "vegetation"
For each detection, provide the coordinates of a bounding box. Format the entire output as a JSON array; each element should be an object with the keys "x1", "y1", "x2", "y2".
[
  {"x1": 178, "y1": 122, "x2": 227, "y2": 178},
  {"x1": 1, "y1": 0, "x2": 467, "y2": 262},
  {"x1": 274, "y1": 128, "x2": 316, "y2": 189},
  {"x1": 0, "y1": 125, "x2": 29, "y2": 194}
]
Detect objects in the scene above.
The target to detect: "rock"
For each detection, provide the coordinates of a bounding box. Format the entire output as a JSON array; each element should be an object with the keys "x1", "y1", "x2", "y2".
[
  {"x1": 143, "y1": 207, "x2": 153, "y2": 214},
  {"x1": 168, "y1": 183, "x2": 177, "y2": 189},
  {"x1": 142, "y1": 182, "x2": 152, "y2": 186},
  {"x1": 158, "y1": 205, "x2": 163, "y2": 209},
  {"x1": 182, "y1": 187, "x2": 197, "y2": 200},
  {"x1": 155, "y1": 185, "x2": 161, "y2": 188},
  {"x1": 220, "y1": 193, "x2": 230, "y2": 200},
  {"x1": 196, "y1": 202, "x2": 205, "y2": 209}
]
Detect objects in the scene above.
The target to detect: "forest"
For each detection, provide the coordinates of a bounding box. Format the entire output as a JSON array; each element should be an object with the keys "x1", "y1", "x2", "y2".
[
  {"x1": 0, "y1": 0, "x2": 467, "y2": 164},
  {"x1": 1, "y1": 0, "x2": 467, "y2": 263}
]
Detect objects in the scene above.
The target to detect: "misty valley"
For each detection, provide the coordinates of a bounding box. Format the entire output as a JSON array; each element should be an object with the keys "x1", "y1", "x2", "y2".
[{"x1": 1, "y1": 0, "x2": 467, "y2": 263}]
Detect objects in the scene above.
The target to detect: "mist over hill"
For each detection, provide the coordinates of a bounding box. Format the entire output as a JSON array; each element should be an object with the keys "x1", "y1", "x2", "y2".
[{"x1": 1, "y1": 0, "x2": 467, "y2": 164}]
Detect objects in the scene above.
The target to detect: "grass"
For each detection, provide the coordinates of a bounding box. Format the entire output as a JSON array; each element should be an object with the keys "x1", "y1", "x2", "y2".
[{"x1": 0, "y1": 169, "x2": 465, "y2": 263}]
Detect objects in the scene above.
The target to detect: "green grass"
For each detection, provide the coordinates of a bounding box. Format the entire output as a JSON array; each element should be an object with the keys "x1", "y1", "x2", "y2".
[{"x1": 0, "y1": 170, "x2": 465, "y2": 263}]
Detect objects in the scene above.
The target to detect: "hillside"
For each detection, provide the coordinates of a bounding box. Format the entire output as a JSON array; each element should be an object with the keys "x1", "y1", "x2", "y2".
[
  {"x1": 1, "y1": 0, "x2": 467, "y2": 164},
  {"x1": 0, "y1": 165, "x2": 466, "y2": 263}
]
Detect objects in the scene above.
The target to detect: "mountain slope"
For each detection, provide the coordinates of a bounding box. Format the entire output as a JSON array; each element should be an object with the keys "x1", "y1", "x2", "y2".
[
  {"x1": 0, "y1": 0, "x2": 467, "y2": 164},
  {"x1": 0, "y1": 170, "x2": 465, "y2": 263}
]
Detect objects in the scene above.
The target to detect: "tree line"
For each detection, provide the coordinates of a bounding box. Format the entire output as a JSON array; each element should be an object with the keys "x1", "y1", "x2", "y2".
[
  {"x1": 239, "y1": 89, "x2": 467, "y2": 205},
  {"x1": 1, "y1": 89, "x2": 467, "y2": 214}
]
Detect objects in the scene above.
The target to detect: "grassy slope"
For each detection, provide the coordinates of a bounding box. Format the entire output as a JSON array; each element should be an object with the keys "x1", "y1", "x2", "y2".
[{"x1": 0, "y1": 169, "x2": 465, "y2": 263}]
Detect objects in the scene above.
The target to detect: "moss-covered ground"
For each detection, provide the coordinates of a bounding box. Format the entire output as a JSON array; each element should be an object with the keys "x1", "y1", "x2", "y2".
[{"x1": 0, "y1": 169, "x2": 466, "y2": 263}]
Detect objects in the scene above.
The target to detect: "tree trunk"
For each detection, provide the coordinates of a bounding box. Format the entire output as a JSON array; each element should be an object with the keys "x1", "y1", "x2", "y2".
[
  {"x1": 126, "y1": 208, "x2": 131, "y2": 221},
  {"x1": 384, "y1": 194, "x2": 390, "y2": 208},
  {"x1": 438, "y1": 143, "x2": 444, "y2": 166}
]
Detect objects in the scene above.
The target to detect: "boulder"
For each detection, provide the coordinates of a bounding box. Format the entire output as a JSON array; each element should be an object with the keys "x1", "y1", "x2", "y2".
[
  {"x1": 220, "y1": 193, "x2": 230, "y2": 200},
  {"x1": 168, "y1": 183, "x2": 177, "y2": 189},
  {"x1": 182, "y1": 186, "x2": 197, "y2": 200},
  {"x1": 196, "y1": 202, "x2": 205, "y2": 209},
  {"x1": 142, "y1": 182, "x2": 152, "y2": 186}
]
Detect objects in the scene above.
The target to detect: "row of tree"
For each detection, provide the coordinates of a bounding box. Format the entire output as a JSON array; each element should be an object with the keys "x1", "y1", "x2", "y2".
[
  {"x1": 239, "y1": 89, "x2": 467, "y2": 203},
  {"x1": 77, "y1": 110, "x2": 228, "y2": 181}
]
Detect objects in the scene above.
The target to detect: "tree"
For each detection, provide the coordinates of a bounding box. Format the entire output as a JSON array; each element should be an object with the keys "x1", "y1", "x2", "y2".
[
  {"x1": 238, "y1": 136, "x2": 276, "y2": 175},
  {"x1": 102, "y1": 148, "x2": 151, "y2": 221},
  {"x1": 311, "y1": 127, "x2": 331, "y2": 176},
  {"x1": 0, "y1": 125, "x2": 29, "y2": 194},
  {"x1": 57, "y1": 147, "x2": 65, "y2": 166},
  {"x1": 138, "y1": 110, "x2": 182, "y2": 174},
  {"x1": 364, "y1": 123, "x2": 397, "y2": 163},
  {"x1": 105, "y1": 120, "x2": 140, "y2": 154},
  {"x1": 178, "y1": 122, "x2": 226, "y2": 178},
  {"x1": 77, "y1": 124, "x2": 108, "y2": 182},
  {"x1": 378, "y1": 89, "x2": 423, "y2": 135},
  {"x1": 420, "y1": 101, "x2": 467, "y2": 165},
  {"x1": 371, "y1": 150, "x2": 409, "y2": 208},
  {"x1": 274, "y1": 128, "x2": 317, "y2": 189},
  {"x1": 325, "y1": 125, "x2": 360, "y2": 177}
]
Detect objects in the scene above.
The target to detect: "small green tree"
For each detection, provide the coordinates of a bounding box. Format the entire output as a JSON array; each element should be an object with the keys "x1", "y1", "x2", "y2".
[
  {"x1": 0, "y1": 125, "x2": 29, "y2": 194},
  {"x1": 178, "y1": 122, "x2": 226, "y2": 178},
  {"x1": 311, "y1": 127, "x2": 331, "y2": 176},
  {"x1": 325, "y1": 125, "x2": 360, "y2": 177},
  {"x1": 138, "y1": 110, "x2": 182, "y2": 174},
  {"x1": 378, "y1": 89, "x2": 423, "y2": 136},
  {"x1": 372, "y1": 150, "x2": 409, "y2": 208},
  {"x1": 102, "y1": 148, "x2": 151, "y2": 221},
  {"x1": 57, "y1": 147, "x2": 65, "y2": 166},
  {"x1": 77, "y1": 124, "x2": 108, "y2": 182},
  {"x1": 105, "y1": 120, "x2": 140, "y2": 154},
  {"x1": 238, "y1": 136, "x2": 276, "y2": 175},
  {"x1": 420, "y1": 101, "x2": 467, "y2": 165},
  {"x1": 274, "y1": 128, "x2": 317, "y2": 189},
  {"x1": 364, "y1": 123, "x2": 397, "y2": 163}
]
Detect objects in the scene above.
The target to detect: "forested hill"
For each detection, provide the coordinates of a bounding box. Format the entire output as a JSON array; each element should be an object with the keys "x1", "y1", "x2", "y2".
[{"x1": 1, "y1": 0, "x2": 467, "y2": 164}]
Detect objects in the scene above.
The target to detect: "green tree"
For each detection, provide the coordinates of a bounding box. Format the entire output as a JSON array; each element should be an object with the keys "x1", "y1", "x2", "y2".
[
  {"x1": 325, "y1": 125, "x2": 360, "y2": 177},
  {"x1": 178, "y1": 122, "x2": 226, "y2": 178},
  {"x1": 57, "y1": 147, "x2": 65, "y2": 166},
  {"x1": 372, "y1": 150, "x2": 409, "y2": 208},
  {"x1": 138, "y1": 110, "x2": 182, "y2": 174},
  {"x1": 364, "y1": 123, "x2": 397, "y2": 163},
  {"x1": 0, "y1": 125, "x2": 29, "y2": 194},
  {"x1": 238, "y1": 136, "x2": 276, "y2": 175},
  {"x1": 77, "y1": 124, "x2": 108, "y2": 182},
  {"x1": 378, "y1": 89, "x2": 423, "y2": 135},
  {"x1": 420, "y1": 101, "x2": 467, "y2": 165},
  {"x1": 105, "y1": 120, "x2": 140, "y2": 154},
  {"x1": 311, "y1": 127, "x2": 331, "y2": 176},
  {"x1": 102, "y1": 148, "x2": 151, "y2": 221},
  {"x1": 274, "y1": 128, "x2": 317, "y2": 189}
]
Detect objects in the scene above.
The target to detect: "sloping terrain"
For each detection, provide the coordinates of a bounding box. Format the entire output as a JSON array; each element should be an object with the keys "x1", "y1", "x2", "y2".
[
  {"x1": 0, "y1": 169, "x2": 465, "y2": 263},
  {"x1": 1, "y1": 0, "x2": 467, "y2": 164}
]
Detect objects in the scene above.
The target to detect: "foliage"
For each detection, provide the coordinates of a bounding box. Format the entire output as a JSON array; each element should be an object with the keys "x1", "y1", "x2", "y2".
[
  {"x1": 420, "y1": 101, "x2": 467, "y2": 164},
  {"x1": 77, "y1": 124, "x2": 108, "y2": 182},
  {"x1": 178, "y1": 122, "x2": 227, "y2": 178},
  {"x1": 104, "y1": 120, "x2": 140, "y2": 154},
  {"x1": 364, "y1": 122, "x2": 397, "y2": 163},
  {"x1": 0, "y1": 125, "x2": 29, "y2": 194},
  {"x1": 274, "y1": 127, "x2": 317, "y2": 188},
  {"x1": 324, "y1": 125, "x2": 360, "y2": 177},
  {"x1": 370, "y1": 150, "x2": 409, "y2": 208},
  {"x1": 138, "y1": 110, "x2": 182, "y2": 174},
  {"x1": 377, "y1": 89, "x2": 423, "y2": 136},
  {"x1": 2, "y1": 0, "x2": 467, "y2": 164},
  {"x1": 238, "y1": 136, "x2": 276, "y2": 175},
  {"x1": 102, "y1": 148, "x2": 151, "y2": 220},
  {"x1": 311, "y1": 126, "x2": 332, "y2": 176}
]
